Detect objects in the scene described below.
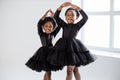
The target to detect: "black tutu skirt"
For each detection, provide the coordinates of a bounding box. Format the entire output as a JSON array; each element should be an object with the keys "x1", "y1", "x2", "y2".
[
  {"x1": 47, "y1": 38, "x2": 95, "y2": 67},
  {"x1": 25, "y1": 46, "x2": 63, "y2": 72}
]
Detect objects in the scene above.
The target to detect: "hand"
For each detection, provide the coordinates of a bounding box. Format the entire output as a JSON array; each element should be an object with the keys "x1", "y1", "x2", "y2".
[
  {"x1": 44, "y1": 9, "x2": 51, "y2": 16},
  {"x1": 41, "y1": 9, "x2": 51, "y2": 20},
  {"x1": 71, "y1": 4, "x2": 81, "y2": 11},
  {"x1": 49, "y1": 9, "x2": 54, "y2": 17},
  {"x1": 61, "y1": 2, "x2": 71, "y2": 7},
  {"x1": 58, "y1": 2, "x2": 72, "y2": 10}
]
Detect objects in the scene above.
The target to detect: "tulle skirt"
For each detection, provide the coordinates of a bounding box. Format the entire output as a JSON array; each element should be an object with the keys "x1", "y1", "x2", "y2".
[
  {"x1": 47, "y1": 38, "x2": 95, "y2": 67},
  {"x1": 25, "y1": 46, "x2": 63, "y2": 72}
]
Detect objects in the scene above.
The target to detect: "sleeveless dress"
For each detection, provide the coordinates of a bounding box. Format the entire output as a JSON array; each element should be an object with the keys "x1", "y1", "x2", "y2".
[
  {"x1": 25, "y1": 19, "x2": 62, "y2": 72},
  {"x1": 47, "y1": 9, "x2": 95, "y2": 67}
]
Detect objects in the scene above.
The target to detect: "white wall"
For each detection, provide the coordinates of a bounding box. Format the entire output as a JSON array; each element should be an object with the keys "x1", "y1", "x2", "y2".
[
  {"x1": 0, "y1": 0, "x2": 71, "y2": 80},
  {"x1": 1, "y1": 0, "x2": 120, "y2": 80}
]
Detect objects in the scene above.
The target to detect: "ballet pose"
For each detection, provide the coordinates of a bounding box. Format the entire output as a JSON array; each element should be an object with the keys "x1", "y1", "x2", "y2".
[
  {"x1": 47, "y1": 2, "x2": 95, "y2": 80},
  {"x1": 25, "y1": 9, "x2": 62, "y2": 80}
]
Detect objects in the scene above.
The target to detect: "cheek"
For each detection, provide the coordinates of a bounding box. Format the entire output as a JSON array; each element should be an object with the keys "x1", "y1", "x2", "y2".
[
  {"x1": 43, "y1": 27, "x2": 46, "y2": 31},
  {"x1": 66, "y1": 17, "x2": 70, "y2": 21},
  {"x1": 51, "y1": 29, "x2": 54, "y2": 32}
]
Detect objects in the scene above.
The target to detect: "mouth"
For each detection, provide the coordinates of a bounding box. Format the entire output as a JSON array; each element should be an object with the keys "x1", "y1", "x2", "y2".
[
  {"x1": 68, "y1": 18, "x2": 73, "y2": 21},
  {"x1": 45, "y1": 29, "x2": 51, "y2": 33},
  {"x1": 68, "y1": 19, "x2": 73, "y2": 22}
]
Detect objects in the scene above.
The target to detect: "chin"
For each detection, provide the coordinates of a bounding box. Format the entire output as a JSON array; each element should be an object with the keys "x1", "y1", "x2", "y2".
[
  {"x1": 68, "y1": 22, "x2": 73, "y2": 24},
  {"x1": 67, "y1": 21, "x2": 74, "y2": 24},
  {"x1": 46, "y1": 32, "x2": 51, "y2": 34}
]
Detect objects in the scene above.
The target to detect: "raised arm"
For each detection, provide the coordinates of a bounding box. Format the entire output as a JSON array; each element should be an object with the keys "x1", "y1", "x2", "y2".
[
  {"x1": 37, "y1": 19, "x2": 43, "y2": 36},
  {"x1": 54, "y1": 2, "x2": 72, "y2": 27},
  {"x1": 41, "y1": 9, "x2": 51, "y2": 20},
  {"x1": 37, "y1": 9, "x2": 52, "y2": 36},
  {"x1": 55, "y1": 2, "x2": 72, "y2": 18},
  {"x1": 71, "y1": 4, "x2": 88, "y2": 29},
  {"x1": 79, "y1": 9, "x2": 88, "y2": 25},
  {"x1": 76, "y1": 9, "x2": 88, "y2": 29},
  {"x1": 57, "y1": 2, "x2": 72, "y2": 11}
]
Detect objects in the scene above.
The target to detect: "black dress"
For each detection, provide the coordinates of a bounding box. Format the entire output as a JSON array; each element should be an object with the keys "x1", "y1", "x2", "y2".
[
  {"x1": 47, "y1": 9, "x2": 95, "y2": 67},
  {"x1": 25, "y1": 19, "x2": 62, "y2": 72}
]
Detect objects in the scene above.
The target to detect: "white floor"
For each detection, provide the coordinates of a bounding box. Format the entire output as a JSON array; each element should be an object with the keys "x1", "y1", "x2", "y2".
[{"x1": 1, "y1": 50, "x2": 120, "y2": 80}]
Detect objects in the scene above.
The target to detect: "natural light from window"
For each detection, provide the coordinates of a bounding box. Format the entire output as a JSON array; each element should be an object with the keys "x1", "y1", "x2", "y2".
[
  {"x1": 84, "y1": 15, "x2": 110, "y2": 48},
  {"x1": 114, "y1": 16, "x2": 120, "y2": 48},
  {"x1": 84, "y1": 0, "x2": 110, "y2": 12},
  {"x1": 114, "y1": 0, "x2": 120, "y2": 11},
  {"x1": 72, "y1": 0, "x2": 120, "y2": 53}
]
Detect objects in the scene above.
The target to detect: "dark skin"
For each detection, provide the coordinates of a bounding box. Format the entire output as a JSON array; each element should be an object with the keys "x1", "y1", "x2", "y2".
[
  {"x1": 57, "y1": 2, "x2": 81, "y2": 80},
  {"x1": 40, "y1": 9, "x2": 54, "y2": 80},
  {"x1": 43, "y1": 21, "x2": 53, "y2": 34}
]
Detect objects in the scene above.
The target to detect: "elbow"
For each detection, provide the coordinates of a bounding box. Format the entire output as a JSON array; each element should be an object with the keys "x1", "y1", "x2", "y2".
[
  {"x1": 82, "y1": 16, "x2": 88, "y2": 24},
  {"x1": 37, "y1": 21, "x2": 41, "y2": 27},
  {"x1": 85, "y1": 15, "x2": 88, "y2": 21},
  {"x1": 84, "y1": 15, "x2": 88, "y2": 23}
]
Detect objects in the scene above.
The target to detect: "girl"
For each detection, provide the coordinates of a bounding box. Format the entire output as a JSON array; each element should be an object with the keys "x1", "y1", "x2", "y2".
[
  {"x1": 47, "y1": 2, "x2": 95, "y2": 80},
  {"x1": 25, "y1": 9, "x2": 62, "y2": 80}
]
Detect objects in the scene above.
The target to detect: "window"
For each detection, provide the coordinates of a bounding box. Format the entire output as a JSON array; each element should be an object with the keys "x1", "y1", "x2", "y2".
[
  {"x1": 114, "y1": 0, "x2": 120, "y2": 11},
  {"x1": 84, "y1": 15, "x2": 110, "y2": 48},
  {"x1": 114, "y1": 16, "x2": 120, "y2": 49},
  {"x1": 72, "y1": 0, "x2": 120, "y2": 52},
  {"x1": 84, "y1": 0, "x2": 110, "y2": 12}
]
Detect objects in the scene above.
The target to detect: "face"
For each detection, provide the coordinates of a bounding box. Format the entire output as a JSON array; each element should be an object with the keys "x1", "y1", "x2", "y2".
[
  {"x1": 43, "y1": 21, "x2": 53, "y2": 34},
  {"x1": 65, "y1": 10, "x2": 76, "y2": 24}
]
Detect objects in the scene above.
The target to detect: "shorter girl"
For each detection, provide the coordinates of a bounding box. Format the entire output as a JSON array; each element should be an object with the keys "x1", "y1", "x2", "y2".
[{"x1": 25, "y1": 9, "x2": 62, "y2": 80}]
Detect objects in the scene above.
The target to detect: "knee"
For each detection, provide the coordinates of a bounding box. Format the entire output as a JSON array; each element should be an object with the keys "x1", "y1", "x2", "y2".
[
  {"x1": 67, "y1": 67, "x2": 74, "y2": 75},
  {"x1": 73, "y1": 67, "x2": 79, "y2": 74},
  {"x1": 67, "y1": 69, "x2": 72, "y2": 75}
]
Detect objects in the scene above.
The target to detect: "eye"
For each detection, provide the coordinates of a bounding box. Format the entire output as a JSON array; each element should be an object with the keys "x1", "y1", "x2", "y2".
[
  {"x1": 66, "y1": 14, "x2": 70, "y2": 16},
  {"x1": 66, "y1": 14, "x2": 74, "y2": 17}
]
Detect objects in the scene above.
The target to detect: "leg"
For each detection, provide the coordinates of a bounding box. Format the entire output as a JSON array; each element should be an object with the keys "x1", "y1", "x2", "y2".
[
  {"x1": 48, "y1": 71, "x2": 51, "y2": 80},
  {"x1": 43, "y1": 71, "x2": 51, "y2": 80},
  {"x1": 43, "y1": 72, "x2": 47, "y2": 80},
  {"x1": 66, "y1": 66, "x2": 75, "y2": 80},
  {"x1": 73, "y1": 67, "x2": 81, "y2": 80}
]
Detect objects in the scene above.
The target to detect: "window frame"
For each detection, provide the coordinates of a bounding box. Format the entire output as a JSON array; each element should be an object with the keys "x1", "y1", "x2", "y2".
[{"x1": 72, "y1": 0, "x2": 120, "y2": 53}]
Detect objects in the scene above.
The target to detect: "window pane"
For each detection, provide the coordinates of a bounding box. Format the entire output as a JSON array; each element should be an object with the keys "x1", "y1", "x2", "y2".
[
  {"x1": 84, "y1": 15, "x2": 110, "y2": 48},
  {"x1": 114, "y1": 0, "x2": 120, "y2": 11},
  {"x1": 84, "y1": 0, "x2": 110, "y2": 12},
  {"x1": 114, "y1": 16, "x2": 120, "y2": 48}
]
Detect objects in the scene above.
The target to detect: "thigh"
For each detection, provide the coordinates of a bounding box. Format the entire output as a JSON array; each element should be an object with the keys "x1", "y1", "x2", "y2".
[{"x1": 67, "y1": 66, "x2": 75, "y2": 71}]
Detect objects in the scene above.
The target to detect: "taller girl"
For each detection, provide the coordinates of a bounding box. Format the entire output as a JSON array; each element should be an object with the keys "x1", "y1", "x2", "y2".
[{"x1": 47, "y1": 2, "x2": 95, "y2": 80}]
